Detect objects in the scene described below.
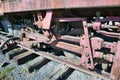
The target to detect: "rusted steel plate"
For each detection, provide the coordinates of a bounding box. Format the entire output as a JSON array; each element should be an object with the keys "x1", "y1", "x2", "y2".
[{"x1": 2, "y1": 0, "x2": 120, "y2": 13}]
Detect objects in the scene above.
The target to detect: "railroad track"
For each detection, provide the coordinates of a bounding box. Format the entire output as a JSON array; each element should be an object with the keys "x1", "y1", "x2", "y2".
[
  {"x1": 0, "y1": 31, "x2": 110, "y2": 80},
  {"x1": 1, "y1": 47, "x2": 104, "y2": 80}
]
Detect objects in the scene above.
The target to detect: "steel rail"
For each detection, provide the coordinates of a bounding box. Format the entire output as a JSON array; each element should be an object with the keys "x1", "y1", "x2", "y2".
[{"x1": 18, "y1": 44, "x2": 110, "y2": 80}]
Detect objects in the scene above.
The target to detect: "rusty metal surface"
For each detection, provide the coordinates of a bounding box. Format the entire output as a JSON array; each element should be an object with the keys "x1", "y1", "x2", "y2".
[
  {"x1": 90, "y1": 17, "x2": 120, "y2": 39},
  {"x1": 20, "y1": 16, "x2": 118, "y2": 70},
  {"x1": 97, "y1": 30, "x2": 120, "y2": 38},
  {"x1": 2, "y1": 0, "x2": 120, "y2": 13},
  {"x1": 54, "y1": 18, "x2": 86, "y2": 22},
  {"x1": 0, "y1": 0, "x2": 3, "y2": 15},
  {"x1": 0, "y1": 12, "x2": 118, "y2": 79},
  {"x1": 2, "y1": 0, "x2": 64, "y2": 13},
  {"x1": 50, "y1": 41, "x2": 83, "y2": 54},
  {"x1": 110, "y1": 41, "x2": 120, "y2": 80},
  {"x1": 80, "y1": 21, "x2": 94, "y2": 69},
  {"x1": 18, "y1": 44, "x2": 110, "y2": 80},
  {"x1": 34, "y1": 10, "x2": 52, "y2": 29},
  {"x1": 21, "y1": 30, "x2": 115, "y2": 63},
  {"x1": 61, "y1": 35, "x2": 80, "y2": 43},
  {"x1": 70, "y1": 0, "x2": 120, "y2": 8}
]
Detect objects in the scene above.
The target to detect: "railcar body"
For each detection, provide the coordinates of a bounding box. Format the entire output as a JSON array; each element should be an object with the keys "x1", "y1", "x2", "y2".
[{"x1": 1, "y1": 0, "x2": 120, "y2": 13}]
